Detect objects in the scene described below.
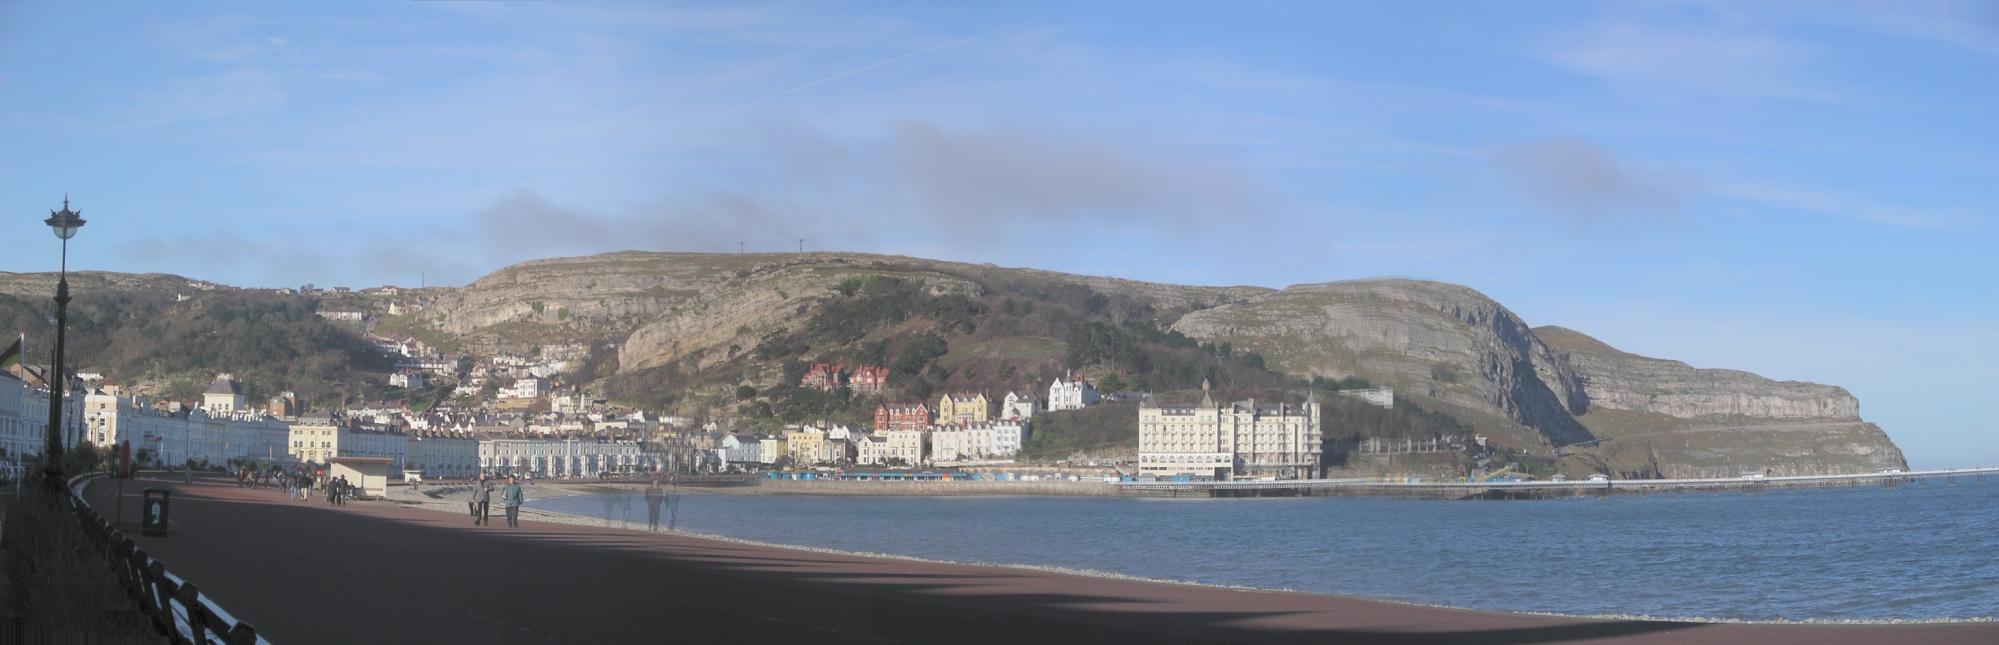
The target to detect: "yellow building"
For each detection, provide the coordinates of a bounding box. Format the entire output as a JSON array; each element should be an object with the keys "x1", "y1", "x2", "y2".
[
  {"x1": 783, "y1": 428, "x2": 827, "y2": 466},
  {"x1": 935, "y1": 392, "x2": 990, "y2": 426}
]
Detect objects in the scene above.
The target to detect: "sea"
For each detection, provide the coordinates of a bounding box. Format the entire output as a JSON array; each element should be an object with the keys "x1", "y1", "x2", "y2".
[{"x1": 527, "y1": 478, "x2": 1998, "y2": 622}]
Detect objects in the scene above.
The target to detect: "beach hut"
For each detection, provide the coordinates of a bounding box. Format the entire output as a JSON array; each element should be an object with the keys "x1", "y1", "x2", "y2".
[{"x1": 329, "y1": 457, "x2": 396, "y2": 497}]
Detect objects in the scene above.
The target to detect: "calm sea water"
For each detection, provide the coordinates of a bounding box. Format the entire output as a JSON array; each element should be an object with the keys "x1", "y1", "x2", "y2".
[{"x1": 530, "y1": 479, "x2": 1999, "y2": 621}]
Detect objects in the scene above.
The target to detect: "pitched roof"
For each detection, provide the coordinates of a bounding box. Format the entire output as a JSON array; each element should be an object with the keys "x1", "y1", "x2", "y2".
[{"x1": 204, "y1": 374, "x2": 243, "y2": 396}]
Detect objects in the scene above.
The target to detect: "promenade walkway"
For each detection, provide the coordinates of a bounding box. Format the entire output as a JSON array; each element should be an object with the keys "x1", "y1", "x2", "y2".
[{"x1": 80, "y1": 475, "x2": 1997, "y2": 644}]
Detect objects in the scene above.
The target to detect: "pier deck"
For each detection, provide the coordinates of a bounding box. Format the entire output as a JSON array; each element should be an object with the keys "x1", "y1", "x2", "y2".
[{"x1": 1115, "y1": 467, "x2": 1999, "y2": 498}]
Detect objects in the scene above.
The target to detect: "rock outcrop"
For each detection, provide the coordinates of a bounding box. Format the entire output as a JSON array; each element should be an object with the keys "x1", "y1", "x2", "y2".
[
  {"x1": 1170, "y1": 279, "x2": 1593, "y2": 448},
  {"x1": 1537, "y1": 326, "x2": 1859, "y2": 421},
  {"x1": 1166, "y1": 279, "x2": 1906, "y2": 475}
]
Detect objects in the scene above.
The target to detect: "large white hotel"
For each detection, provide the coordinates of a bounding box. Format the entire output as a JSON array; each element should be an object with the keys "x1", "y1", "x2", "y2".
[{"x1": 1138, "y1": 384, "x2": 1322, "y2": 480}]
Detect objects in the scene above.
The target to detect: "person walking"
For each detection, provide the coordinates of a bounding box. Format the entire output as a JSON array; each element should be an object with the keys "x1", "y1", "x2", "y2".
[
  {"x1": 644, "y1": 481, "x2": 664, "y2": 532},
  {"x1": 300, "y1": 472, "x2": 314, "y2": 502},
  {"x1": 473, "y1": 476, "x2": 492, "y2": 526},
  {"x1": 502, "y1": 476, "x2": 525, "y2": 528},
  {"x1": 666, "y1": 479, "x2": 681, "y2": 531}
]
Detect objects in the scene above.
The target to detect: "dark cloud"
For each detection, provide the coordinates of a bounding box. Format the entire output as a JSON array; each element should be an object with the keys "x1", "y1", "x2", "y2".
[
  {"x1": 876, "y1": 121, "x2": 1272, "y2": 228},
  {"x1": 456, "y1": 119, "x2": 1275, "y2": 273},
  {"x1": 1499, "y1": 138, "x2": 1686, "y2": 220},
  {"x1": 105, "y1": 120, "x2": 1276, "y2": 287}
]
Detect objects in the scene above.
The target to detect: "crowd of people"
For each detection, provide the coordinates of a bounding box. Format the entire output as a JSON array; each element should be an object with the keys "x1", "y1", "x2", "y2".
[
  {"x1": 224, "y1": 465, "x2": 686, "y2": 533},
  {"x1": 230, "y1": 465, "x2": 357, "y2": 504}
]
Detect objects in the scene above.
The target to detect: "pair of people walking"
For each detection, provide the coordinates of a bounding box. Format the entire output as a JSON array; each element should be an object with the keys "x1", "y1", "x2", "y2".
[
  {"x1": 326, "y1": 474, "x2": 349, "y2": 506},
  {"x1": 644, "y1": 480, "x2": 679, "y2": 532},
  {"x1": 474, "y1": 476, "x2": 525, "y2": 527}
]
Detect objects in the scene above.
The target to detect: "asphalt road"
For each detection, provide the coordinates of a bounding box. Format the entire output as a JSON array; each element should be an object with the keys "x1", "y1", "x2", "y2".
[{"x1": 81, "y1": 476, "x2": 1999, "y2": 644}]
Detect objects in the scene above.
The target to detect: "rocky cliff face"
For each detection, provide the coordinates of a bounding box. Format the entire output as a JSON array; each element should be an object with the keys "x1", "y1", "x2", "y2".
[
  {"x1": 1169, "y1": 279, "x2": 1593, "y2": 448},
  {"x1": 1533, "y1": 325, "x2": 1904, "y2": 476},
  {"x1": 1166, "y1": 279, "x2": 1905, "y2": 475},
  {"x1": 429, "y1": 251, "x2": 1267, "y2": 369},
  {"x1": 1536, "y1": 326, "x2": 1860, "y2": 421}
]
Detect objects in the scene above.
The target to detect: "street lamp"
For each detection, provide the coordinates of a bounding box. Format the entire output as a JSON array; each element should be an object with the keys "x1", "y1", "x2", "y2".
[{"x1": 43, "y1": 196, "x2": 85, "y2": 489}]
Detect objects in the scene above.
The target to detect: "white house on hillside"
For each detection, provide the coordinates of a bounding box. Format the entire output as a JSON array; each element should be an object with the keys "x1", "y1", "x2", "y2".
[
  {"x1": 1000, "y1": 391, "x2": 1038, "y2": 420},
  {"x1": 1047, "y1": 374, "x2": 1099, "y2": 411}
]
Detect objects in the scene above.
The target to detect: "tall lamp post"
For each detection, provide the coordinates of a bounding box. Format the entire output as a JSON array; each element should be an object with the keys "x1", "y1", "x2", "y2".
[{"x1": 43, "y1": 197, "x2": 85, "y2": 489}]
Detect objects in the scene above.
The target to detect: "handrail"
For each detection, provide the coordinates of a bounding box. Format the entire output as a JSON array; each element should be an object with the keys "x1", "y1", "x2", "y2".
[{"x1": 65, "y1": 473, "x2": 266, "y2": 644}]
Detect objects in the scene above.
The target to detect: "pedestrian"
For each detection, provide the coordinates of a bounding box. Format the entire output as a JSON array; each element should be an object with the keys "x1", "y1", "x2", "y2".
[
  {"x1": 666, "y1": 479, "x2": 681, "y2": 531},
  {"x1": 473, "y1": 476, "x2": 492, "y2": 526},
  {"x1": 300, "y1": 472, "x2": 313, "y2": 501},
  {"x1": 502, "y1": 476, "x2": 524, "y2": 528},
  {"x1": 644, "y1": 481, "x2": 664, "y2": 531}
]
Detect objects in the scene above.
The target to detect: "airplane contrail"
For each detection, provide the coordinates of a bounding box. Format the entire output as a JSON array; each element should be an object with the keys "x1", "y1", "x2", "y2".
[{"x1": 748, "y1": 33, "x2": 982, "y2": 107}]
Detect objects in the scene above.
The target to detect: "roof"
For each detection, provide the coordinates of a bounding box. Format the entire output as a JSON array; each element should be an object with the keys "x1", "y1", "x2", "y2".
[{"x1": 204, "y1": 374, "x2": 243, "y2": 396}]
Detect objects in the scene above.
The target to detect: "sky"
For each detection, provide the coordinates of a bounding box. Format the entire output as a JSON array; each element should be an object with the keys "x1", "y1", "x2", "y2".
[{"x1": 1, "y1": 1, "x2": 1993, "y2": 467}]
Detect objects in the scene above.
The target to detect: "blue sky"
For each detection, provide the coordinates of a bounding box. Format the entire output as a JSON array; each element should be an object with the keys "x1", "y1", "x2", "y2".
[{"x1": 2, "y1": 1, "x2": 1994, "y2": 466}]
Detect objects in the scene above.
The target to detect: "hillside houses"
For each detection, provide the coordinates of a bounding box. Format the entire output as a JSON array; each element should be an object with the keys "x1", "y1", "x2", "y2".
[
  {"x1": 1000, "y1": 391, "x2": 1038, "y2": 420},
  {"x1": 874, "y1": 403, "x2": 931, "y2": 432},
  {"x1": 1048, "y1": 374, "x2": 1100, "y2": 411},
  {"x1": 936, "y1": 392, "x2": 990, "y2": 426},
  {"x1": 801, "y1": 363, "x2": 844, "y2": 390},
  {"x1": 799, "y1": 362, "x2": 891, "y2": 393}
]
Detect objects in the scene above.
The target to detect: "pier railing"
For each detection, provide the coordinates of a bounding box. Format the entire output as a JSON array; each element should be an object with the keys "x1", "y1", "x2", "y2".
[
  {"x1": 1115, "y1": 467, "x2": 1998, "y2": 496},
  {"x1": 65, "y1": 474, "x2": 264, "y2": 644}
]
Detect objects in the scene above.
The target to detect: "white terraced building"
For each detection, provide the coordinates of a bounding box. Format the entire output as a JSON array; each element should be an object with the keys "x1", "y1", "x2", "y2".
[
  {"x1": 479, "y1": 437, "x2": 656, "y2": 477},
  {"x1": 929, "y1": 421, "x2": 1030, "y2": 463},
  {"x1": 1, "y1": 371, "x2": 78, "y2": 459},
  {"x1": 86, "y1": 391, "x2": 292, "y2": 467},
  {"x1": 289, "y1": 418, "x2": 409, "y2": 468},
  {"x1": 1138, "y1": 385, "x2": 1322, "y2": 480},
  {"x1": 408, "y1": 432, "x2": 480, "y2": 478}
]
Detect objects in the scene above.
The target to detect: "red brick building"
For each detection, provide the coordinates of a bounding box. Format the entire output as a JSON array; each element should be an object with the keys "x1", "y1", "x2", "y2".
[
  {"x1": 848, "y1": 364, "x2": 889, "y2": 394},
  {"x1": 873, "y1": 403, "x2": 931, "y2": 432},
  {"x1": 801, "y1": 363, "x2": 845, "y2": 390}
]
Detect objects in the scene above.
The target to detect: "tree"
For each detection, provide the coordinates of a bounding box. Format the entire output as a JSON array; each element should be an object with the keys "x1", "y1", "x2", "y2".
[{"x1": 734, "y1": 385, "x2": 757, "y2": 400}]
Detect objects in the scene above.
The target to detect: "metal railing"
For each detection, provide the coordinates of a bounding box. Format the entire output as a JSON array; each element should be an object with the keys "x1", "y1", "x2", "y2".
[{"x1": 65, "y1": 474, "x2": 265, "y2": 644}]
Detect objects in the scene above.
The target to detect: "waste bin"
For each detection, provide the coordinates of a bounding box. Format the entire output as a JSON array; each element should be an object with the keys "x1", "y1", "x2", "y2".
[{"x1": 142, "y1": 488, "x2": 171, "y2": 537}]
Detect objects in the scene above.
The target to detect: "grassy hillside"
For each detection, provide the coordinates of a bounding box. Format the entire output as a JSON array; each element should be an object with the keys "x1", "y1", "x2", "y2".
[
  {"x1": 1021, "y1": 401, "x2": 1141, "y2": 461},
  {"x1": 0, "y1": 288, "x2": 392, "y2": 405}
]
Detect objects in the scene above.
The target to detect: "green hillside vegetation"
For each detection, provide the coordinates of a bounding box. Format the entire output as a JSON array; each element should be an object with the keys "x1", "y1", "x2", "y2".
[
  {"x1": 1020, "y1": 401, "x2": 1141, "y2": 461},
  {"x1": 596, "y1": 275, "x2": 1303, "y2": 431},
  {"x1": 0, "y1": 290, "x2": 392, "y2": 405}
]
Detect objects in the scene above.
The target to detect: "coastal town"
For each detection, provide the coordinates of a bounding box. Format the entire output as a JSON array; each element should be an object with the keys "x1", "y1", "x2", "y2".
[{"x1": 3, "y1": 324, "x2": 1351, "y2": 484}]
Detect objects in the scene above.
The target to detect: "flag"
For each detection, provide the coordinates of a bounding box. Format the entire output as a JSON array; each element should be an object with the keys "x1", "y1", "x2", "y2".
[{"x1": 0, "y1": 335, "x2": 20, "y2": 372}]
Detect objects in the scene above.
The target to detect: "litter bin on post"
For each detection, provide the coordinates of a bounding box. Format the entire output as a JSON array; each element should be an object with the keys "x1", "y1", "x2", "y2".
[{"x1": 142, "y1": 488, "x2": 171, "y2": 537}]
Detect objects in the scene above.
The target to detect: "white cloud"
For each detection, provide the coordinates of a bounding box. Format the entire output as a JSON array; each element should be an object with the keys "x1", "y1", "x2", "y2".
[
  {"x1": 1712, "y1": 184, "x2": 1984, "y2": 230},
  {"x1": 1545, "y1": 23, "x2": 1843, "y2": 101}
]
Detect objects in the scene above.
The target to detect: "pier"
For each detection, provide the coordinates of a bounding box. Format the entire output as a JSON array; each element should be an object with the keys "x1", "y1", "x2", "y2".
[{"x1": 1115, "y1": 467, "x2": 1999, "y2": 498}]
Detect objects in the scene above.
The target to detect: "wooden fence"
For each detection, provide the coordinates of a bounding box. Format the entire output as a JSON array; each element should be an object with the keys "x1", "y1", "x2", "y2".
[{"x1": 64, "y1": 474, "x2": 262, "y2": 644}]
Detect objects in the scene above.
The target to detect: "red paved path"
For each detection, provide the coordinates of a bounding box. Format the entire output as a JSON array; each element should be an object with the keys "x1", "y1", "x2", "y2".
[{"x1": 82, "y1": 476, "x2": 1998, "y2": 644}]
